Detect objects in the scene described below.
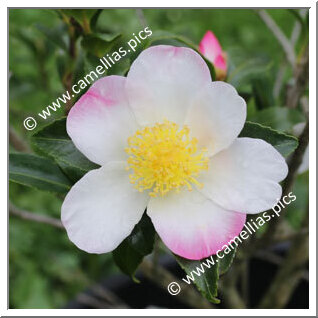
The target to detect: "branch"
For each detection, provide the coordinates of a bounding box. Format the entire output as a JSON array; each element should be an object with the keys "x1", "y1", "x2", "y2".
[
  {"x1": 259, "y1": 121, "x2": 309, "y2": 245},
  {"x1": 9, "y1": 203, "x2": 213, "y2": 308},
  {"x1": 256, "y1": 9, "x2": 296, "y2": 68},
  {"x1": 254, "y1": 250, "x2": 308, "y2": 282},
  {"x1": 258, "y1": 210, "x2": 309, "y2": 308},
  {"x1": 273, "y1": 9, "x2": 307, "y2": 99},
  {"x1": 9, "y1": 125, "x2": 30, "y2": 152},
  {"x1": 139, "y1": 259, "x2": 214, "y2": 309},
  {"x1": 219, "y1": 263, "x2": 246, "y2": 309},
  {"x1": 286, "y1": 45, "x2": 309, "y2": 108},
  {"x1": 136, "y1": 9, "x2": 147, "y2": 28},
  {"x1": 283, "y1": 121, "x2": 309, "y2": 195},
  {"x1": 290, "y1": 9, "x2": 307, "y2": 47},
  {"x1": 9, "y1": 203, "x2": 64, "y2": 229},
  {"x1": 74, "y1": 284, "x2": 130, "y2": 308}
]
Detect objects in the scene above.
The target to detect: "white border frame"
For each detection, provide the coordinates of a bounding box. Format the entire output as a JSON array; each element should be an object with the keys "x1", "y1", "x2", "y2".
[{"x1": 3, "y1": 1, "x2": 316, "y2": 316}]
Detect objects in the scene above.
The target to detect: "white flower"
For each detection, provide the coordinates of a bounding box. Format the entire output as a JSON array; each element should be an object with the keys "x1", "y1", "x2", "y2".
[{"x1": 62, "y1": 45, "x2": 288, "y2": 260}]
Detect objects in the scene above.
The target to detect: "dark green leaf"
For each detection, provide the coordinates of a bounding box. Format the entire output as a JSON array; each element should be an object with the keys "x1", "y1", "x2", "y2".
[
  {"x1": 81, "y1": 33, "x2": 121, "y2": 58},
  {"x1": 35, "y1": 23, "x2": 68, "y2": 51},
  {"x1": 9, "y1": 153, "x2": 72, "y2": 193},
  {"x1": 60, "y1": 9, "x2": 97, "y2": 26},
  {"x1": 249, "y1": 107, "x2": 305, "y2": 133},
  {"x1": 56, "y1": 159, "x2": 87, "y2": 183},
  {"x1": 31, "y1": 118, "x2": 99, "y2": 173},
  {"x1": 287, "y1": 9, "x2": 306, "y2": 28},
  {"x1": 228, "y1": 58, "x2": 272, "y2": 88},
  {"x1": 175, "y1": 255, "x2": 220, "y2": 304},
  {"x1": 252, "y1": 77, "x2": 274, "y2": 110},
  {"x1": 113, "y1": 213, "x2": 155, "y2": 281},
  {"x1": 90, "y1": 9, "x2": 103, "y2": 32},
  {"x1": 218, "y1": 248, "x2": 237, "y2": 276},
  {"x1": 239, "y1": 121, "x2": 298, "y2": 157}
]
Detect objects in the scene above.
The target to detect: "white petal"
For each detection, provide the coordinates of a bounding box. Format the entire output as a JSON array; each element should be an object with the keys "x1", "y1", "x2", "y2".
[
  {"x1": 67, "y1": 76, "x2": 138, "y2": 166},
  {"x1": 147, "y1": 189, "x2": 246, "y2": 260},
  {"x1": 199, "y1": 138, "x2": 288, "y2": 214},
  {"x1": 61, "y1": 163, "x2": 149, "y2": 254},
  {"x1": 126, "y1": 45, "x2": 211, "y2": 126},
  {"x1": 185, "y1": 81, "x2": 246, "y2": 156}
]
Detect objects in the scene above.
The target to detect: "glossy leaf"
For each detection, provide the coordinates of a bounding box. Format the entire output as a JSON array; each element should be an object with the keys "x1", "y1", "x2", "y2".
[
  {"x1": 249, "y1": 107, "x2": 305, "y2": 133},
  {"x1": 60, "y1": 9, "x2": 97, "y2": 30},
  {"x1": 112, "y1": 213, "x2": 155, "y2": 281},
  {"x1": 175, "y1": 255, "x2": 220, "y2": 304},
  {"x1": 9, "y1": 153, "x2": 71, "y2": 194},
  {"x1": 228, "y1": 58, "x2": 272, "y2": 88},
  {"x1": 81, "y1": 33, "x2": 121, "y2": 58},
  {"x1": 90, "y1": 9, "x2": 103, "y2": 31},
  {"x1": 252, "y1": 77, "x2": 274, "y2": 110},
  {"x1": 239, "y1": 121, "x2": 298, "y2": 157},
  {"x1": 31, "y1": 118, "x2": 99, "y2": 173},
  {"x1": 35, "y1": 23, "x2": 68, "y2": 51},
  {"x1": 218, "y1": 248, "x2": 237, "y2": 276},
  {"x1": 56, "y1": 159, "x2": 87, "y2": 183}
]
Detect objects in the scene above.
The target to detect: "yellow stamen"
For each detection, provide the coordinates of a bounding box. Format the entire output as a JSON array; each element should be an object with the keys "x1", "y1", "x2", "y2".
[{"x1": 125, "y1": 120, "x2": 209, "y2": 197}]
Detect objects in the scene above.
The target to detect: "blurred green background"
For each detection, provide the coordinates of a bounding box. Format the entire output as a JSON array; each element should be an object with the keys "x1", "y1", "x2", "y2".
[{"x1": 9, "y1": 8, "x2": 308, "y2": 308}]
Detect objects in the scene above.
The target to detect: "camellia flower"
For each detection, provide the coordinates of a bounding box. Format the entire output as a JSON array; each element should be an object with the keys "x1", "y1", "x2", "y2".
[
  {"x1": 199, "y1": 30, "x2": 227, "y2": 80},
  {"x1": 62, "y1": 45, "x2": 288, "y2": 260}
]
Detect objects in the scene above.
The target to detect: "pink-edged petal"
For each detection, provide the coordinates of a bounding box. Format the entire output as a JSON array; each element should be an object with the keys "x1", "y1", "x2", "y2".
[
  {"x1": 199, "y1": 30, "x2": 226, "y2": 71},
  {"x1": 185, "y1": 81, "x2": 246, "y2": 156},
  {"x1": 147, "y1": 189, "x2": 246, "y2": 260},
  {"x1": 67, "y1": 75, "x2": 138, "y2": 166},
  {"x1": 126, "y1": 45, "x2": 212, "y2": 126},
  {"x1": 199, "y1": 138, "x2": 288, "y2": 214},
  {"x1": 61, "y1": 162, "x2": 149, "y2": 254}
]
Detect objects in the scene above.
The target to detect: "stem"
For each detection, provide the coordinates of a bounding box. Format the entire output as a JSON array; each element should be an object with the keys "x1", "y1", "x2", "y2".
[
  {"x1": 136, "y1": 9, "x2": 147, "y2": 28},
  {"x1": 220, "y1": 264, "x2": 246, "y2": 308},
  {"x1": 9, "y1": 125, "x2": 30, "y2": 153},
  {"x1": 258, "y1": 120, "x2": 309, "y2": 246},
  {"x1": 256, "y1": 9, "x2": 296, "y2": 68},
  {"x1": 282, "y1": 121, "x2": 309, "y2": 195},
  {"x1": 286, "y1": 45, "x2": 309, "y2": 108},
  {"x1": 241, "y1": 259, "x2": 249, "y2": 307},
  {"x1": 258, "y1": 209, "x2": 309, "y2": 308},
  {"x1": 82, "y1": 13, "x2": 91, "y2": 34},
  {"x1": 139, "y1": 259, "x2": 214, "y2": 309},
  {"x1": 9, "y1": 203, "x2": 63, "y2": 229},
  {"x1": 64, "y1": 18, "x2": 78, "y2": 114}
]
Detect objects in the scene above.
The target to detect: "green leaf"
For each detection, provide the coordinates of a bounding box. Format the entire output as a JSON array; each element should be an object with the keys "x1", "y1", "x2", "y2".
[
  {"x1": 239, "y1": 121, "x2": 298, "y2": 157},
  {"x1": 287, "y1": 9, "x2": 306, "y2": 28},
  {"x1": 90, "y1": 9, "x2": 103, "y2": 32},
  {"x1": 60, "y1": 9, "x2": 97, "y2": 30},
  {"x1": 81, "y1": 33, "x2": 121, "y2": 58},
  {"x1": 228, "y1": 58, "x2": 272, "y2": 88},
  {"x1": 55, "y1": 159, "x2": 87, "y2": 183},
  {"x1": 9, "y1": 153, "x2": 72, "y2": 194},
  {"x1": 218, "y1": 248, "x2": 237, "y2": 276},
  {"x1": 31, "y1": 118, "x2": 99, "y2": 173},
  {"x1": 175, "y1": 255, "x2": 220, "y2": 304},
  {"x1": 112, "y1": 213, "x2": 155, "y2": 281},
  {"x1": 249, "y1": 107, "x2": 305, "y2": 133},
  {"x1": 35, "y1": 23, "x2": 68, "y2": 51},
  {"x1": 252, "y1": 77, "x2": 274, "y2": 110}
]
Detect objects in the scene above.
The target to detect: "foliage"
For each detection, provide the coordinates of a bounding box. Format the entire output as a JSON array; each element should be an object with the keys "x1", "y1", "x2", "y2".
[{"x1": 9, "y1": 8, "x2": 309, "y2": 308}]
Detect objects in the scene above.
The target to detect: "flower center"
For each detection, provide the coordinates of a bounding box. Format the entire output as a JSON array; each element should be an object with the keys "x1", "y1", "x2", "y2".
[{"x1": 125, "y1": 120, "x2": 209, "y2": 197}]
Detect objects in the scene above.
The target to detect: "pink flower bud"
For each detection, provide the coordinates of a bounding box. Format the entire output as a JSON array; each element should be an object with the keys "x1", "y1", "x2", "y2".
[{"x1": 199, "y1": 30, "x2": 227, "y2": 80}]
